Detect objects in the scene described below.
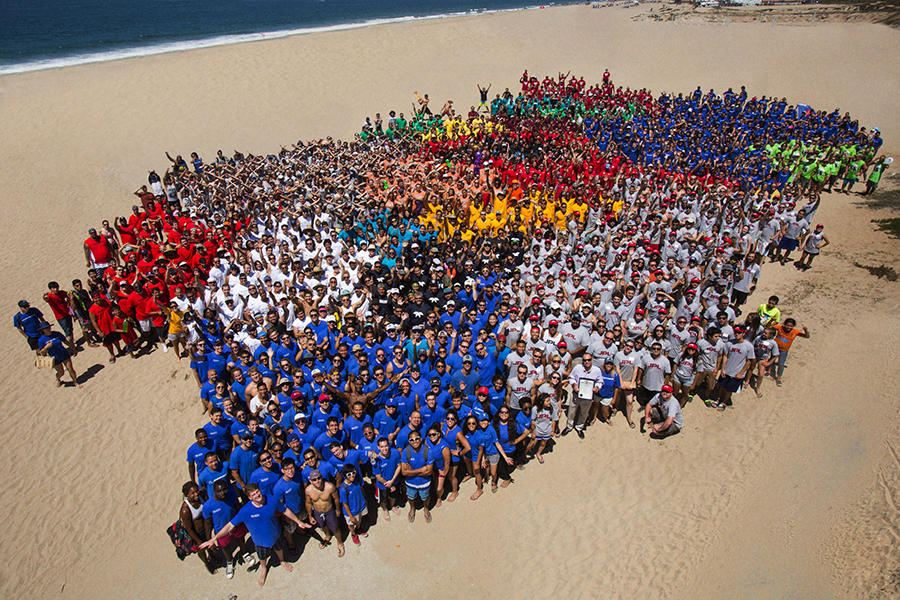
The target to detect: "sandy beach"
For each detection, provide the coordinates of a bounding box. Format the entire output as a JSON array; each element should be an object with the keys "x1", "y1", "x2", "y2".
[{"x1": 1, "y1": 4, "x2": 900, "y2": 599}]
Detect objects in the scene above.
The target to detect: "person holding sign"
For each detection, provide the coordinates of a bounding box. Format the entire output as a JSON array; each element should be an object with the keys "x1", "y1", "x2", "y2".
[{"x1": 563, "y1": 354, "x2": 603, "y2": 439}]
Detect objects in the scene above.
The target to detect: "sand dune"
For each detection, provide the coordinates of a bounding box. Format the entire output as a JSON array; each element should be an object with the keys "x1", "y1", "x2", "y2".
[{"x1": 0, "y1": 4, "x2": 899, "y2": 599}]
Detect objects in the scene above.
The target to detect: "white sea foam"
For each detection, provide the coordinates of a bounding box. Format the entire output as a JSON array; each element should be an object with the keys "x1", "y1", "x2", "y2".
[{"x1": 0, "y1": 7, "x2": 533, "y2": 76}]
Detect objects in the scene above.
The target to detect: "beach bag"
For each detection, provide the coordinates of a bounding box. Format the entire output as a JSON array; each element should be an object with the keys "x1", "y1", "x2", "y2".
[
  {"x1": 35, "y1": 355, "x2": 56, "y2": 369},
  {"x1": 166, "y1": 520, "x2": 198, "y2": 560}
]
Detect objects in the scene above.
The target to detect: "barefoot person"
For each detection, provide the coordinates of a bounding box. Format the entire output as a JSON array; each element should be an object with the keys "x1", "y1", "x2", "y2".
[
  {"x1": 304, "y1": 470, "x2": 346, "y2": 558},
  {"x1": 199, "y1": 483, "x2": 309, "y2": 586},
  {"x1": 37, "y1": 323, "x2": 81, "y2": 387}
]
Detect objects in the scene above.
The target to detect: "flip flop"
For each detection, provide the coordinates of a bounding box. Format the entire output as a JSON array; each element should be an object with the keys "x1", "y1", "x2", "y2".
[
  {"x1": 491, "y1": 484, "x2": 498, "y2": 493},
  {"x1": 337, "y1": 545, "x2": 345, "y2": 558},
  {"x1": 407, "y1": 513, "x2": 415, "y2": 523},
  {"x1": 424, "y1": 513, "x2": 432, "y2": 523},
  {"x1": 627, "y1": 420, "x2": 636, "y2": 429},
  {"x1": 537, "y1": 456, "x2": 544, "y2": 464},
  {"x1": 716, "y1": 402, "x2": 726, "y2": 411}
]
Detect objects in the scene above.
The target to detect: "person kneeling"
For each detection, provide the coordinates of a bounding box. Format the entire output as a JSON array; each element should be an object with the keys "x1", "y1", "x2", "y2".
[{"x1": 643, "y1": 385, "x2": 683, "y2": 439}]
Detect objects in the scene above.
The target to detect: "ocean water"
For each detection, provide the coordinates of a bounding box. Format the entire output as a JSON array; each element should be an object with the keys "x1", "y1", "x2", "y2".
[{"x1": 0, "y1": 0, "x2": 548, "y2": 75}]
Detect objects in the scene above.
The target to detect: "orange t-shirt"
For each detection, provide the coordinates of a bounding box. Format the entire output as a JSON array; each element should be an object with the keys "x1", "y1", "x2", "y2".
[{"x1": 774, "y1": 325, "x2": 802, "y2": 352}]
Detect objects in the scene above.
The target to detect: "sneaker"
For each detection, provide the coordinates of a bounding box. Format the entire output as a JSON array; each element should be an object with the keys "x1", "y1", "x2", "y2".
[
  {"x1": 162, "y1": 344, "x2": 168, "y2": 353},
  {"x1": 242, "y1": 552, "x2": 257, "y2": 567},
  {"x1": 351, "y1": 533, "x2": 361, "y2": 545},
  {"x1": 561, "y1": 427, "x2": 573, "y2": 437},
  {"x1": 225, "y1": 562, "x2": 234, "y2": 579},
  {"x1": 576, "y1": 429, "x2": 585, "y2": 439}
]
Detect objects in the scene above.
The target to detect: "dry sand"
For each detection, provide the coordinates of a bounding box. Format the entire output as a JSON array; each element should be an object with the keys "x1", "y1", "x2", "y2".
[{"x1": 1, "y1": 4, "x2": 899, "y2": 599}]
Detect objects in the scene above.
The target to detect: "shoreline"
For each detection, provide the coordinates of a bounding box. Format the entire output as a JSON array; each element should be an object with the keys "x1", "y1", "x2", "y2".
[{"x1": 0, "y1": 4, "x2": 540, "y2": 76}]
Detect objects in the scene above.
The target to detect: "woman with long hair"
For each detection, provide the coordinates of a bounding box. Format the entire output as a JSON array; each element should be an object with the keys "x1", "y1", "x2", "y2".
[
  {"x1": 440, "y1": 410, "x2": 471, "y2": 502},
  {"x1": 672, "y1": 343, "x2": 701, "y2": 407},
  {"x1": 493, "y1": 407, "x2": 525, "y2": 488},
  {"x1": 462, "y1": 416, "x2": 485, "y2": 500}
]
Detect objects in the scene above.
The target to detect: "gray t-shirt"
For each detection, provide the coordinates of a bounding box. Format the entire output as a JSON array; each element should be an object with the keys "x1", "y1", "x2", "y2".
[
  {"x1": 614, "y1": 350, "x2": 641, "y2": 382},
  {"x1": 641, "y1": 354, "x2": 671, "y2": 392},
  {"x1": 696, "y1": 338, "x2": 724, "y2": 372},
  {"x1": 650, "y1": 394, "x2": 684, "y2": 429},
  {"x1": 722, "y1": 340, "x2": 754, "y2": 377},
  {"x1": 506, "y1": 374, "x2": 534, "y2": 411}
]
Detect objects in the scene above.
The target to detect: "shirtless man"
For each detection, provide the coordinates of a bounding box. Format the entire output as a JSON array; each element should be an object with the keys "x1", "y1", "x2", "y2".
[
  {"x1": 244, "y1": 366, "x2": 275, "y2": 405},
  {"x1": 304, "y1": 470, "x2": 345, "y2": 558}
]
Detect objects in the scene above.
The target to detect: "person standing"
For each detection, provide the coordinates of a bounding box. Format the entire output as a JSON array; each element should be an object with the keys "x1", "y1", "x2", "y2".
[
  {"x1": 401, "y1": 430, "x2": 435, "y2": 523},
  {"x1": 43, "y1": 282, "x2": 76, "y2": 352},
  {"x1": 563, "y1": 354, "x2": 603, "y2": 438},
  {"x1": 715, "y1": 327, "x2": 754, "y2": 410},
  {"x1": 202, "y1": 480, "x2": 257, "y2": 580},
  {"x1": 772, "y1": 318, "x2": 810, "y2": 387},
  {"x1": 37, "y1": 323, "x2": 81, "y2": 388},
  {"x1": 13, "y1": 300, "x2": 45, "y2": 351},
  {"x1": 200, "y1": 483, "x2": 309, "y2": 586}
]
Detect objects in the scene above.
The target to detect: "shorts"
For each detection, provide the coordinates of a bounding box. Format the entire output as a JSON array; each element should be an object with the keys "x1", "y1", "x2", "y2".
[
  {"x1": 138, "y1": 319, "x2": 152, "y2": 333},
  {"x1": 598, "y1": 396, "x2": 613, "y2": 407},
  {"x1": 674, "y1": 371, "x2": 694, "y2": 386},
  {"x1": 697, "y1": 370, "x2": 717, "y2": 390},
  {"x1": 57, "y1": 316, "x2": 74, "y2": 339},
  {"x1": 101, "y1": 332, "x2": 120, "y2": 347},
  {"x1": 485, "y1": 453, "x2": 500, "y2": 464},
  {"x1": 717, "y1": 375, "x2": 744, "y2": 393},
  {"x1": 167, "y1": 332, "x2": 184, "y2": 341},
  {"x1": 406, "y1": 485, "x2": 429, "y2": 501},
  {"x1": 217, "y1": 522, "x2": 247, "y2": 547},
  {"x1": 312, "y1": 507, "x2": 340, "y2": 533},
  {"x1": 778, "y1": 237, "x2": 798, "y2": 252},
  {"x1": 731, "y1": 289, "x2": 749, "y2": 307},
  {"x1": 255, "y1": 534, "x2": 284, "y2": 561},
  {"x1": 26, "y1": 336, "x2": 41, "y2": 351},
  {"x1": 344, "y1": 505, "x2": 368, "y2": 525},
  {"x1": 534, "y1": 434, "x2": 551, "y2": 441}
]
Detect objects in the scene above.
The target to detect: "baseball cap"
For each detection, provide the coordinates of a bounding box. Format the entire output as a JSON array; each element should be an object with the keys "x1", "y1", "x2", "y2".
[
  {"x1": 477, "y1": 386, "x2": 489, "y2": 395},
  {"x1": 558, "y1": 341, "x2": 567, "y2": 349},
  {"x1": 311, "y1": 368, "x2": 322, "y2": 376},
  {"x1": 240, "y1": 430, "x2": 254, "y2": 440},
  {"x1": 318, "y1": 393, "x2": 331, "y2": 402},
  {"x1": 549, "y1": 320, "x2": 559, "y2": 327},
  {"x1": 430, "y1": 377, "x2": 441, "y2": 386},
  {"x1": 462, "y1": 355, "x2": 473, "y2": 364},
  {"x1": 17, "y1": 300, "x2": 28, "y2": 308},
  {"x1": 661, "y1": 385, "x2": 674, "y2": 392}
]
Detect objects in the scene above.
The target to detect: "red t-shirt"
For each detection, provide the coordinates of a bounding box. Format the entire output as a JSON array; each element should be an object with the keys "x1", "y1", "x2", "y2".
[
  {"x1": 44, "y1": 291, "x2": 70, "y2": 320},
  {"x1": 85, "y1": 236, "x2": 112, "y2": 265}
]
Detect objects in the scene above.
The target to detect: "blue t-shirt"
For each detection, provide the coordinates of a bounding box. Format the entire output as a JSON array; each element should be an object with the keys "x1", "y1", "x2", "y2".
[
  {"x1": 314, "y1": 430, "x2": 349, "y2": 458},
  {"x1": 464, "y1": 429, "x2": 484, "y2": 462},
  {"x1": 187, "y1": 440, "x2": 214, "y2": 474},
  {"x1": 14, "y1": 308, "x2": 45, "y2": 337},
  {"x1": 272, "y1": 475, "x2": 304, "y2": 513},
  {"x1": 231, "y1": 495, "x2": 285, "y2": 548},
  {"x1": 202, "y1": 489, "x2": 240, "y2": 533},
  {"x1": 229, "y1": 444, "x2": 260, "y2": 489},
  {"x1": 480, "y1": 425, "x2": 500, "y2": 456},
  {"x1": 373, "y1": 448, "x2": 401, "y2": 490},
  {"x1": 402, "y1": 445, "x2": 435, "y2": 489},
  {"x1": 203, "y1": 421, "x2": 232, "y2": 455},
  {"x1": 343, "y1": 414, "x2": 374, "y2": 447},
  {"x1": 249, "y1": 465, "x2": 282, "y2": 497},
  {"x1": 373, "y1": 409, "x2": 402, "y2": 441},
  {"x1": 339, "y1": 480, "x2": 367, "y2": 516},
  {"x1": 198, "y1": 462, "x2": 231, "y2": 498},
  {"x1": 301, "y1": 460, "x2": 338, "y2": 484}
]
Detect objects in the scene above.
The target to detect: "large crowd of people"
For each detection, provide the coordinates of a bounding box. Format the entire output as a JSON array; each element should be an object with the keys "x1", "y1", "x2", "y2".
[{"x1": 15, "y1": 70, "x2": 887, "y2": 586}]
